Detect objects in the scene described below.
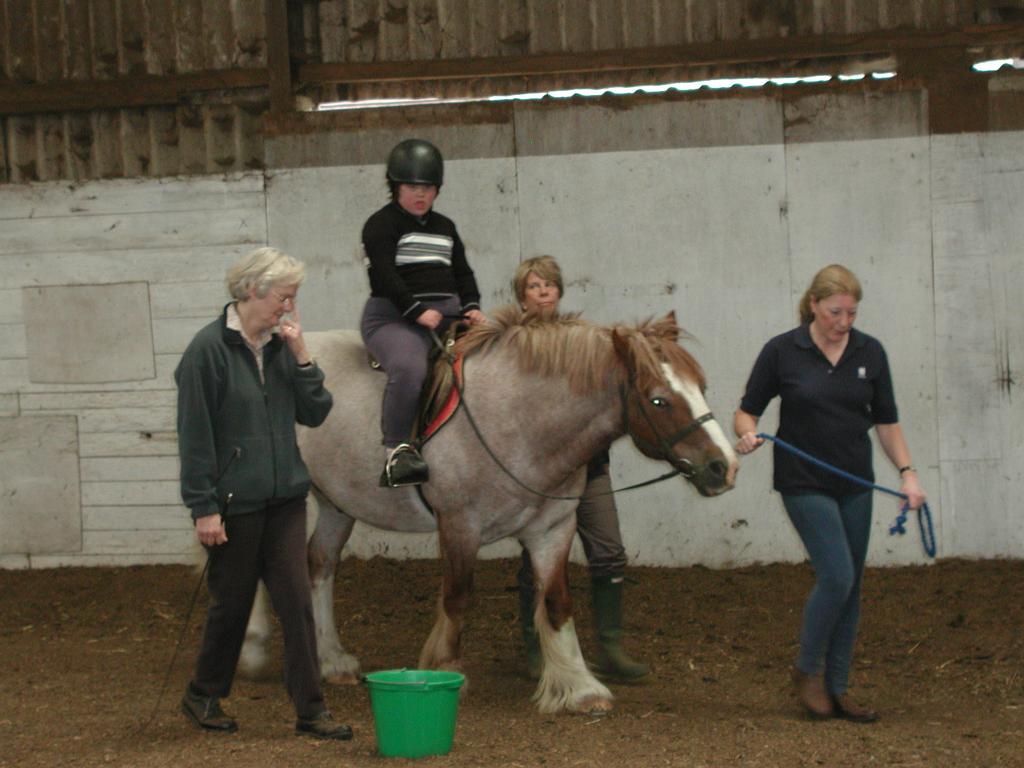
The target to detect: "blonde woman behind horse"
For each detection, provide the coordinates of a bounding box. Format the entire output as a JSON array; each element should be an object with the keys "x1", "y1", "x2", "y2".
[{"x1": 512, "y1": 255, "x2": 649, "y2": 682}]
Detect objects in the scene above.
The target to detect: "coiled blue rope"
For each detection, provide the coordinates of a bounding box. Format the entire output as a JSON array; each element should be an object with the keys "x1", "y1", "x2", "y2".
[{"x1": 756, "y1": 433, "x2": 936, "y2": 558}]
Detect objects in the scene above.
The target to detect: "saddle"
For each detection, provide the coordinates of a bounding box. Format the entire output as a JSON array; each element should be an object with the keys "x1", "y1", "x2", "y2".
[
  {"x1": 366, "y1": 324, "x2": 465, "y2": 446},
  {"x1": 419, "y1": 354, "x2": 464, "y2": 443}
]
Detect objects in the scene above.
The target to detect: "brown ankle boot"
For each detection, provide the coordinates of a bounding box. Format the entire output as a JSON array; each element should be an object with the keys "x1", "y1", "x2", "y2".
[
  {"x1": 832, "y1": 693, "x2": 879, "y2": 723},
  {"x1": 790, "y1": 667, "x2": 834, "y2": 719}
]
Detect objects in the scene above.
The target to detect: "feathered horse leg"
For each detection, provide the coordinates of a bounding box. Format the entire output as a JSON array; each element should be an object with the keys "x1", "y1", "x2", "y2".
[
  {"x1": 527, "y1": 513, "x2": 613, "y2": 715},
  {"x1": 306, "y1": 487, "x2": 361, "y2": 684}
]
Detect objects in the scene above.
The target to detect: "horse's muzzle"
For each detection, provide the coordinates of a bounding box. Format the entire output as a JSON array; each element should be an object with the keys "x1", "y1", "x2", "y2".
[{"x1": 690, "y1": 458, "x2": 734, "y2": 497}]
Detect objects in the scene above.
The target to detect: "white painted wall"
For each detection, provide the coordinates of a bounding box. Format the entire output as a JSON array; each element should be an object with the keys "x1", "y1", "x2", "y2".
[
  {"x1": 1, "y1": 97, "x2": 1021, "y2": 569},
  {"x1": 262, "y1": 125, "x2": 1021, "y2": 567},
  {"x1": 0, "y1": 174, "x2": 267, "y2": 568},
  {"x1": 931, "y1": 132, "x2": 1024, "y2": 558},
  {"x1": 514, "y1": 141, "x2": 796, "y2": 567}
]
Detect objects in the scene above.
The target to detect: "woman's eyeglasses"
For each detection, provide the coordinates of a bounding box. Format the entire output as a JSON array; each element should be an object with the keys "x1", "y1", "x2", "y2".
[{"x1": 271, "y1": 290, "x2": 296, "y2": 306}]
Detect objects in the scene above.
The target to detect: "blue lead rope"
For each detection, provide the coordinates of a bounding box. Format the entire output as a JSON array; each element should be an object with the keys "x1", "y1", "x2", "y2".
[{"x1": 756, "y1": 433, "x2": 937, "y2": 558}]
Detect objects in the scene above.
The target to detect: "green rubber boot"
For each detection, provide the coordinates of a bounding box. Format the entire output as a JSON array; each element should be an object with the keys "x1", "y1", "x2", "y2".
[
  {"x1": 591, "y1": 575, "x2": 649, "y2": 682},
  {"x1": 518, "y1": 582, "x2": 542, "y2": 680}
]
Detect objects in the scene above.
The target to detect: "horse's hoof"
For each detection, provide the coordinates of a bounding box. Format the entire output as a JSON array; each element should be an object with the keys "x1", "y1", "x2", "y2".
[
  {"x1": 320, "y1": 652, "x2": 361, "y2": 684},
  {"x1": 324, "y1": 672, "x2": 362, "y2": 686},
  {"x1": 237, "y1": 656, "x2": 275, "y2": 681},
  {"x1": 576, "y1": 696, "x2": 614, "y2": 716}
]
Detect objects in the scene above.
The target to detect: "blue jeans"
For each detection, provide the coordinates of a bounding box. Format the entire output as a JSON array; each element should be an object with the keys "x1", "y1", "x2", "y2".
[{"x1": 782, "y1": 490, "x2": 872, "y2": 696}]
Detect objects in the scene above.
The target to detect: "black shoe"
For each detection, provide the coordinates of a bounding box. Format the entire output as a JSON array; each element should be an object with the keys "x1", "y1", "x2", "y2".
[
  {"x1": 181, "y1": 685, "x2": 238, "y2": 733},
  {"x1": 296, "y1": 711, "x2": 353, "y2": 741},
  {"x1": 379, "y1": 444, "x2": 429, "y2": 487}
]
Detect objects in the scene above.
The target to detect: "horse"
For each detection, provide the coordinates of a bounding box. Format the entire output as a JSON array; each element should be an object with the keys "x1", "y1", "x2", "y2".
[{"x1": 239, "y1": 307, "x2": 739, "y2": 714}]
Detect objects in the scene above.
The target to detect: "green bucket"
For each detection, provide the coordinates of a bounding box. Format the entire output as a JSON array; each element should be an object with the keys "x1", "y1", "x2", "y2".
[{"x1": 364, "y1": 669, "x2": 465, "y2": 758}]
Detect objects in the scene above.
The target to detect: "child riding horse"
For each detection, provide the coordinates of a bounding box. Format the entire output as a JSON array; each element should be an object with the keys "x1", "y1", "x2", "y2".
[{"x1": 359, "y1": 138, "x2": 486, "y2": 487}]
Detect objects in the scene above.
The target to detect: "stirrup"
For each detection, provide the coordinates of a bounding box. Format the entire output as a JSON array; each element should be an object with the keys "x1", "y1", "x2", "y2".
[{"x1": 379, "y1": 443, "x2": 430, "y2": 488}]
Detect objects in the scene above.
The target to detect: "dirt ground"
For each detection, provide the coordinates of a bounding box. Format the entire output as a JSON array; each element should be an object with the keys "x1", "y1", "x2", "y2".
[{"x1": 1, "y1": 556, "x2": 1022, "y2": 767}]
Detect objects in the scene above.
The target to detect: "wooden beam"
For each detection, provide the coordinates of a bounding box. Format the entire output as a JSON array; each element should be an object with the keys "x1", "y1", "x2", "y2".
[
  {"x1": 298, "y1": 22, "x2": 1024, "y2": 86},
  {"x1": 1, "y1": 21, "x2": 1021, "y2": 117},
  {"x1": 265, "y1": 0, "x2": 292, "y2": 114},
  {"x1": 899, "y1": 47, "x2": 989, "y2": 133},
  {"x1": 0, "y1": 69, "x2": 269, "y2": 116}
]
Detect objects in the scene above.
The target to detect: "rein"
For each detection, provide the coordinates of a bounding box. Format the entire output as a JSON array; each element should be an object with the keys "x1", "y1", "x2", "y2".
[
  {"x1": 757, "y1": 433, "x2": 937, "y2": 558},
  {"x1": 428, "y1": 329, "x2": 698, "y2": 502}
]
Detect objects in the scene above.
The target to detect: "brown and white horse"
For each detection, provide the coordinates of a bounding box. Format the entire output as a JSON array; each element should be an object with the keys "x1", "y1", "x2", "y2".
[{"x1": 240, "y1": 307, "x2": 738, "y2": 714}]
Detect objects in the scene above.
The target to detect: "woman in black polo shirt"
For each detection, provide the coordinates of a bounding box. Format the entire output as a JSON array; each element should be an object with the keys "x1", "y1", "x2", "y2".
[{"x1": 733, "y1": 264, "x2": 926, "y2": 723}]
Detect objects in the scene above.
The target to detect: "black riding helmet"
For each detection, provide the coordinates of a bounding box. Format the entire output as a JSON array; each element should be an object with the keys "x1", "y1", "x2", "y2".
[{"x1": 386, "y1": 139, "x2": 444, "y2": 187}]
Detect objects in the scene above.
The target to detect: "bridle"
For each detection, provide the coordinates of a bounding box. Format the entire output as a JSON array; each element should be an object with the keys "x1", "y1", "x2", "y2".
[
  {"x1": 429, "y1": 330, "x2": 713, "y2": 502},
  {"x1": 619, "y1": 376, "x2": 716, "y2": 481}
]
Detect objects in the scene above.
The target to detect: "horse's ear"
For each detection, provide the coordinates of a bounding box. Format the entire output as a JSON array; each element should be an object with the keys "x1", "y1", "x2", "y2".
[
  {"x1": 611, "y1": 328, "x2": 636, "y2": 371},
  {"x1": 660, "y1": 311, "x2": 680, "y2": 342}
]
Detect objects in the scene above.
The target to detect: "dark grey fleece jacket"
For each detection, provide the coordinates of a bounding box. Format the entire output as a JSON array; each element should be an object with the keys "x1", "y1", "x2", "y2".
[{"x1": 175, "y1": 305, "x2": 333, "y2": 520}]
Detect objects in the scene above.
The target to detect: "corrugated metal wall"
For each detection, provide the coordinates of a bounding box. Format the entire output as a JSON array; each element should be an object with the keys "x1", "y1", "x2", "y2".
[
  {"x1": 305, "y1": 0, "x2": 1024, "y2": 101},
  {"x1": 312, "y1": 0, "x2": 965, "y2": 62},
  {"x1": 1, "y1": 0, "x2": 1023, "y2": 183},
  {"x1": 0, "y1": 0, "x2": 268, "y2": 182}
]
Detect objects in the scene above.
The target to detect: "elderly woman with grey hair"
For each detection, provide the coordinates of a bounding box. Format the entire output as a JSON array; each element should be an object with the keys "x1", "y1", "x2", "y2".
[{"x1": 175, "y1": 247, "x2": 351, "y2": 740}]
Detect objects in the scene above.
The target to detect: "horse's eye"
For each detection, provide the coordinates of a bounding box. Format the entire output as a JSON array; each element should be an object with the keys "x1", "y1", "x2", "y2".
[{"x1": 650, "y1": 397, "x2": 669, "y2": 408}]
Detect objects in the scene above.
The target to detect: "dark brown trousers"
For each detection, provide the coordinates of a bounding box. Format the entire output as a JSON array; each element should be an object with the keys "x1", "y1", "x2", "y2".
[{"x1": 191, "y1": 496, "x2": 324, "y2": 719}]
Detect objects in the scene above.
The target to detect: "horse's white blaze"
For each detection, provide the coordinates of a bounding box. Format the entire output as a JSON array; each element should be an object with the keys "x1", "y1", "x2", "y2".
[
  {"x1": 661, "y1": 363, "x2": 738, "y2": 462},
  {"x1": 533, "y1": 610, "x2": 612, "y2": 714}
]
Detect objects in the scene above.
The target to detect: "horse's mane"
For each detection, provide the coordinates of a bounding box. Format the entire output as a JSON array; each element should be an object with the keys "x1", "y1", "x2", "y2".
[{"x1": 451, "y1": 305, "x2": 705, "y2": 395}]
